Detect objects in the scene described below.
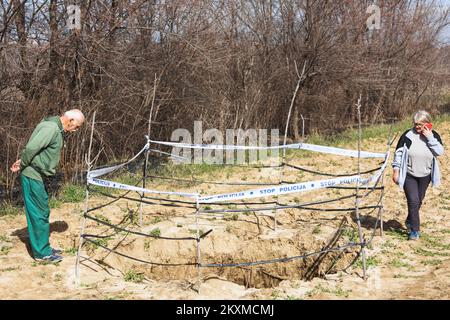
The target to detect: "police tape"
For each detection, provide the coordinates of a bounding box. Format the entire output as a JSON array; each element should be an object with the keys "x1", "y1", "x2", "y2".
[
  {"x1": 86, "y1": 142, "x2": 389, "y2": 202},
  {"x1": 197, "y1": 151, "x2": 390, "y2": 204},
  {"x1": 198, "y1": 175, "x2": 370, "y2": 203},
  {"x1": 87, "y1": 162, "x2": 388, "y2": 204},
  {"x1": 87, "y1": 177, "x2": 199, "y2": 198},
  {"x1": 88, "y1": 140, "x2": 385, "y2": 181},
  {"x1": 88, "y1": 142, "x2": 150, "y2": 179},
  {"x1": 149, "y1": 139, "x2": 385, "y2": 158},
  {"x1": 296, "y1": 143, "x2": 385, "y2": 158},
  {"x1": 368, "y1": 151, "x2": 390, "y2": 183}
]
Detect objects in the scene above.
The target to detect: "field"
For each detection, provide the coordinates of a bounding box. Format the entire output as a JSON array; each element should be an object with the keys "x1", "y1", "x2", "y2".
[{"x1": 0, "y1": 120, "x2": 449, "y2": 300}]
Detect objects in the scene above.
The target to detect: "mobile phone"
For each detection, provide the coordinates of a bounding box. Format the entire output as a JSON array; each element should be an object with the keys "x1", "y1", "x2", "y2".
[{"x1": 424, "y1": 123, "x2": 433, "y2": 130}]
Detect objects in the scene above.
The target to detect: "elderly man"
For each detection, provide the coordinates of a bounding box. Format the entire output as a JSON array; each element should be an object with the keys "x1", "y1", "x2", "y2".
[{"x1": 10, "y1": 109, "x2": 85, "y2": 263}]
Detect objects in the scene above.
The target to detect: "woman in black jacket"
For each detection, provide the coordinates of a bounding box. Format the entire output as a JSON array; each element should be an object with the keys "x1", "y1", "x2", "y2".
[{"x1": 392, "y1": 110, "x2": 444, "y2": 240}]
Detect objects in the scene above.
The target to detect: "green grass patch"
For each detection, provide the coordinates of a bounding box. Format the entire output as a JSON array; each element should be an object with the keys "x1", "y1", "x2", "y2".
[
  {"x1": 150, "y1": 216, "x2": 162, "y2": 224},
  {"x1": 59, "y1": 184, "x2": 85, "y2": 203},
  {"x1": 85, "y1": 237, "x2": 111, "y2": 250},
  {"x1": 149, "y1": 162, "x2": 226, "y2": 181},
  {"x1": 144, "y1": 239, "x2": 151, "y2": 251},
  {"x1": 94, "y1": 213, "x2": 111, "y2": 224},
  {"x1": 0, "y1": 233, "x2": 13, "y2": 256},
  {"x1": 188, "y1": 228, "x2": 205, "y2": 235},
  {"x1": 48, "y1": 197, "x2": 62, "y2": 209},
  {"x1": 307, "y1": 284, "x2": 351, "y2": 298},
  {"x1": 394, "y1": 251, "x2": 406, "y2": 258},
  {"x1": 0, "y1": 266, "x2": 20, "y2": 272},
  {"x1": 224, "y1": 213, "x2": 239, "y2": 221},
  {"x1": 149, "y1": 228, "x2": 161, "y2": 237},
  {"x1": 342, "y1": 227, "x2": 359, "y2": 242},
  {"x1": 393, "y1": 273, "x2": 410, "y2": 279},
  {"x1": 313, "y1": 225, "x2": 321, "y2": 234},
  {"x1": 389, "y1": 258, "x2": 412, "y2": 268},
  {"x1": 0, "y1": 201, "x2": 22, "y2": 216},
  {"x1": 124, "y1": 270, "x2": 145, "y2": 283},
  {"x1": 0, "y1": 245, "x2": 12, "y2": 256},
  {"x1": 421, "y1": 259, "x2": 443, "y2": 266},
  {"x1": 64, "y1": 247, "x2": 78, "y2": 256},
  {"x1": 381, "y1": 240, "x2": 398, "y2": 249},
  {"x1": 89, "y1": 184, "x2": 116, "y2": 196},
  {"x1": 420, "y1": 233, "x2": 450, "y2": 250},
  {"x1": 285, "y1": 149, "x2": 315, "y2": 160},
  {"x1": 112, "y1": 172, "x2": 143, "y2": 186},
  {"x1": 355, "y1": 256, "x2": 379, "y2": 268},
  {"x1": 385, "y1": 229, "x2": 407, "y2": 240},
  {"x1": 414, "y1": 247, "x2": 449, "y2": 257}
]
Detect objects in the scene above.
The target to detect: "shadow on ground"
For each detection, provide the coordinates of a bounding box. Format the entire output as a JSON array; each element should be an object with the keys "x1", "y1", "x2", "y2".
[
  {"x1": 350, "y1": 212, "x2": 406, "y2": 232},
  {"x1": 10, "y1": 221, "x2": 69, "y2": 257}
]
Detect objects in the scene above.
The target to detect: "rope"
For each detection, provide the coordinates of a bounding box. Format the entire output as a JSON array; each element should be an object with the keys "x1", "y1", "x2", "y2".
[
  {"x1": 284, "y1": 162, "x2": 383, "y2": 177},
  {"x1": 85, "y1": 213, "x2": 211, "y2": 241},
  {"x1": 199, "y1": 243, "x2": 361, "y2": 268},
  {"x1": 82, "y1": 235, "x2": 361, "y2": 268},
  {"x1": 86, "y1": 178, "x2": 145, "y2": 212},
  {"x1": 200, "y1": 204, "x2": 382, "y2": 214},
  {"x1": 82, "y1": 237, "x2": 197, "y2": 267},
  {"x1": 142, "y1": 194, "x2": 277, "y2": 206},
  {"x1": 78, "y1": 136, "x2": 391, "y2": 274},
  {"x1": 145, "y1": 174, "x2": 278, "y2": 186},
  {"x1": 151, "y1": 161, "x2": 284, "y2": 169},
  {"x1": 88, "y1": 191, "x2": 196, "y2": 210},
  {"x1": 281, "y1": 183, "x2": 384, "y2": 190},
  {"x1": 199, "y1": 193, "x2": 356, "y2": 214}
]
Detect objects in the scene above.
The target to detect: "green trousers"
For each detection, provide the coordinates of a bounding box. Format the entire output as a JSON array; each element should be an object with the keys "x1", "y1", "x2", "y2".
[{"x1": 21, "y1": 174, "x2": 52, "y2": 258}]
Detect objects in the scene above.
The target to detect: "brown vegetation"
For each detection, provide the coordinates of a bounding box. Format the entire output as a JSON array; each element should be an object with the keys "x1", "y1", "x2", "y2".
[{"x1": 1, "y1": 0, "x2": 449, "y2": 192}]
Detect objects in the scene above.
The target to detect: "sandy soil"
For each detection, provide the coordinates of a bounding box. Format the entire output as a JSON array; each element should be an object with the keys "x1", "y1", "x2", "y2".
[{"x1": 1, "y1": 122, "x2": 449, "y2": 300}]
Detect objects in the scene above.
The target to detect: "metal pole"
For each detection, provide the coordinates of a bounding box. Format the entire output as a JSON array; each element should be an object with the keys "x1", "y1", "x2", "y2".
[
  {"x1": 354, "y1": 96, "x2": 367, "y2": 280},
  {"x1": 75, "y1": 111, "x2": 96, "y2": 285}
]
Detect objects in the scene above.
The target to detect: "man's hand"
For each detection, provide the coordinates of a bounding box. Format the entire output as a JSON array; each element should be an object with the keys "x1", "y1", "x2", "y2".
[
  {"x1": 392, "y1": 169, "x2": 399, "y2": 184},
  {"x1": 10, "y1": 159, "x2": 21, "y2": 173}
]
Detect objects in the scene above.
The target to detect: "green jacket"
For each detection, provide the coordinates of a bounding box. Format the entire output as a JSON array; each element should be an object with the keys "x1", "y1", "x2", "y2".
[{"x1": 20, "y1": 116, "x2": 64, "y2": 181}]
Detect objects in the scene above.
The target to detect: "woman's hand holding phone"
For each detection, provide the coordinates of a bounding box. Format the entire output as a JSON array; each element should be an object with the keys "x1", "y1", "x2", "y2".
[{"x1": 422, "y1": 123, "x2": 433, "y2": 138}]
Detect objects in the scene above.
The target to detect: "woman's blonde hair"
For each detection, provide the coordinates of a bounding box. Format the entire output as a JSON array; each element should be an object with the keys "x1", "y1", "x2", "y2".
[{"x1": 413, "y1": 110, "x2": 431, "y2": 124}]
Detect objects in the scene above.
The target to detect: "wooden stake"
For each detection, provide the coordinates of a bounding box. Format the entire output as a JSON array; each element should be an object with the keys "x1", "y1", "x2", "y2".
[
  {"x1": 75, "y1": 111, "x2": 96, "y2": 285},
  {"x1": 354, "y1": 96, "x2": 367, "y2": 280}
]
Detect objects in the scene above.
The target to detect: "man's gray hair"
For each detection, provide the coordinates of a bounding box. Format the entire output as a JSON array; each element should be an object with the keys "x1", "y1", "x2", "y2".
[
  {"x1": 64, "y1": 109, "x2": 85, "y2": 123},
  {"x1": 413, "y1": 110, "x2": 431, "y2": 124}
]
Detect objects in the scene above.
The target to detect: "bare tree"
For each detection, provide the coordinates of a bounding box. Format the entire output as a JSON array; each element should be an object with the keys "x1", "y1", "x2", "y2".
[{"x1": 0, "y1": 0, "x2": 449, "y2": 193}]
